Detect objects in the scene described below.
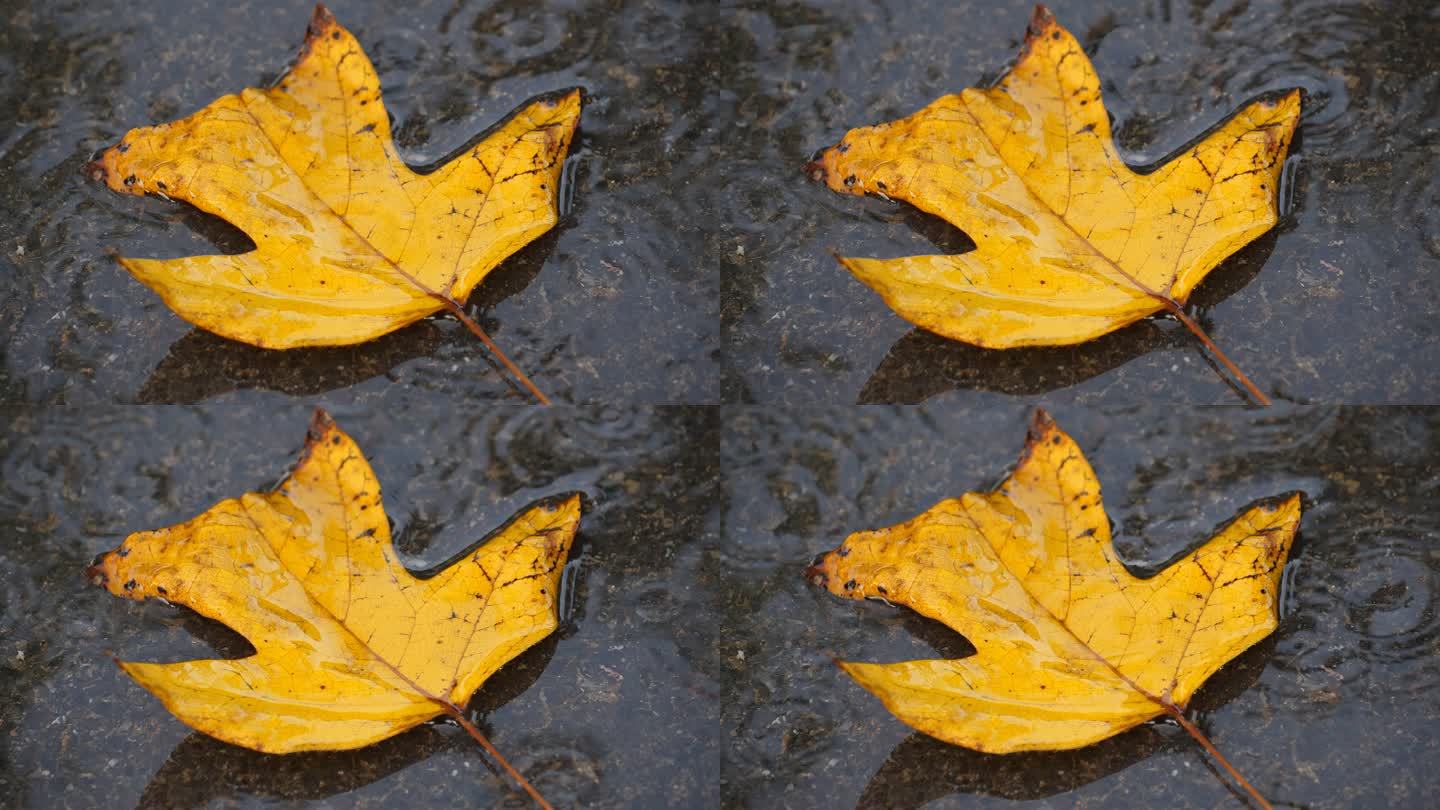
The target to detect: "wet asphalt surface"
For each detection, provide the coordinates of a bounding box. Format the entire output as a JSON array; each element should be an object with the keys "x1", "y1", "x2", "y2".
[{"x1": 2, "y1": 0, "x2": 1438, "y2": 808}]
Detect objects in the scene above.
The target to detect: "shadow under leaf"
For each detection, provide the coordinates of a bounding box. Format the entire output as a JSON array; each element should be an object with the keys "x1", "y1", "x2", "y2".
[
  {"x1": 859, "y1": 320, "x2": 1189, "y2": 403},
  {"x1": 136, "y1": 634, "x2": 558, "y2": 808},
  {"x1": 463, "y1": 229, "x2": 559, "y2": 314},
  {"x1": 857, "y1": 231, "x2": 1279, "y2": 404},
  {"x1": 855, "y1": 635, "x2": 1278, "y2": 809},
  {"x1": 137, "y1": 724, "x2": 457, "y2": 807},
  {"x1": 137, "y1": 321, "x2": 447, "y2": 403},
  {"x1": 858, "y1": 726, "x2": 1175, "y2": 808}
]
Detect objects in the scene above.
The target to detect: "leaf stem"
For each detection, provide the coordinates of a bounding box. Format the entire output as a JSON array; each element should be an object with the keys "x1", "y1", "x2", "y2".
[
  {"x1": 1088, "y1": 260, "x2": 1271, "y2": 407},
  {"x1": 371, "y1": 258, "x2": 551, "y2": 405},
  {"x1": 363, "y1": 659, "x2": 554, "y2": 808},
  {"x1": 1164, "y1": 704, "x2": 1273, "y2": 810},
  {"x1": 314, "y1": 611, "x2": 552, "y2": 807},
  {"x1": 438, "y1": 701, "x2": 555, "y2": 810},
  {"x1": 1163, "y1": 305, "x2": 1271, "y2": 407},
  {"x1": 434, "y1": 297, "x2": 552, "y2": 405}
]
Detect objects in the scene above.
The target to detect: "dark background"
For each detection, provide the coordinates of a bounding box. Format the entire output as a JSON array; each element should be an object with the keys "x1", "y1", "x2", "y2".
[{"x1": 1, "y1": 0, "x2": 1438, "y2": 808}]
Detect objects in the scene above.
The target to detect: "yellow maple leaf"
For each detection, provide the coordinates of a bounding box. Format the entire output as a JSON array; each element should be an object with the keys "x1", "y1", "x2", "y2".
[
  {"x1": 90, "y1": 5, "x2": 580, "y2": 350},
  {"x1": 811, "y1": 6, "x2": 1300, "y2": 401},
  {"x1": 807, "y1": 410, "x2": 1299, "y2": 802},
  {"x1": 88, "y1": 409, "x2": 580, "y2": 754}
]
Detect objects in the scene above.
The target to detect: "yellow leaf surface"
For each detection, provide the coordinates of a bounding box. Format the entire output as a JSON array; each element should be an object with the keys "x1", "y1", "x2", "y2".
[
  {"x1": 88, "y1": 410, "x2": 580, "y2": 753},
  {"x1": 91, "y1": 5, "x2": 581, "y2": 349},
  {"x1": 807, "y1": 410, "x2": 1300, "y2": 753},
  {"x1": 811, "y1": 6, "x2": 1300, "y2": 348}
]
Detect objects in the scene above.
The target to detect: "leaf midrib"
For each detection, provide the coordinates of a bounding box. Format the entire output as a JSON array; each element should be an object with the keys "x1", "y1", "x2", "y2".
[
  {"x1": 955, "y1": 69, "x2": 1252, "y2": 309},
  {"x1": 231, "y1": 463, "x2": 542, "y2": 709},
  {"x1": 951, "y1": 469, "x2": 1252, "y2": 713},
  {"x1": 237, "y1": 85, "x2": 456, "y2": 309}
]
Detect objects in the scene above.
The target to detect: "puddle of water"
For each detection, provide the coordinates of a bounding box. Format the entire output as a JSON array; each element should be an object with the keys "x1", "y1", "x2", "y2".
[{"x1": 717, "y1": 405, "x2": 1440, "y2": 808}]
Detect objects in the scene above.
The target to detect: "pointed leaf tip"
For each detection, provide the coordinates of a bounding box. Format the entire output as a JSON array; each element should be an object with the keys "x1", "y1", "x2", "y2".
[
  {"x1": 1029, "y1": 4, "x2": 1056, "y2": 33},
  {"x1": 1028, "y1": 407, "x2": 1056, "y2": 436},
  {"x1": 309, "y1": 3, "x2": 336, "y2": 33},
  {"x1": 310, "y1": 407, "x2": 336, "y2": 431}
]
